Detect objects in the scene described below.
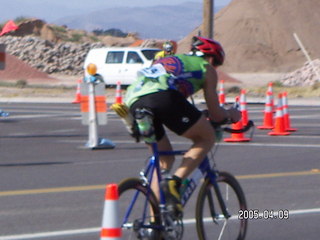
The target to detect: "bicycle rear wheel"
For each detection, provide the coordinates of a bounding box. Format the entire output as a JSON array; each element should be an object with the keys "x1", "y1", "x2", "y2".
[
  {"x1": 195, "y1": 172, "x2": 248, "y2": 240},
  {"x1": 118, "y1": 178, "x2": 162, "y2": 240}
]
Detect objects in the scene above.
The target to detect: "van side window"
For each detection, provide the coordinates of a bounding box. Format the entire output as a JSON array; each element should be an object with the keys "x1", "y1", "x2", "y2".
[
  {"x1": 141, "y1": 50, "x2": 161, "y2": 60},
  {"x1": 127, "y1": 51, "x2": 143, "y2": 64},
  {"x1": 106, "y1": 51, "x2": 124, "y2": 64}
]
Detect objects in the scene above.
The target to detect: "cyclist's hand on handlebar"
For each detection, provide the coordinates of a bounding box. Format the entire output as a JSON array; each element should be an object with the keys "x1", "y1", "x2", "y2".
[
  {"x1": 202, "y1": 108, "x2": 240, "y2": 125},
  {"x1": 226, "y1": 107, "x2": 241, "y2": 123}
]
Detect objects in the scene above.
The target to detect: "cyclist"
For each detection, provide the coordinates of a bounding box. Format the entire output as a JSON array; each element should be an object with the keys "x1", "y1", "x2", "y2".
[
  {"x1": 124, "y1": 36, "x2": 241, "y2": 215},
  {"x1": 154, "y1": 41, "x2": 175, "y2": 60}
]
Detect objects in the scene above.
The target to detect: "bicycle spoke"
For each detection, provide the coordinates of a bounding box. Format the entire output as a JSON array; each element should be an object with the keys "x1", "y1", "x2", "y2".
[
  {"x1": 218, "y1": 220, "x2": 228, "y2": 240},
  {"x1": 225, "y1": 184, "x2": 229, "y2": 201}
]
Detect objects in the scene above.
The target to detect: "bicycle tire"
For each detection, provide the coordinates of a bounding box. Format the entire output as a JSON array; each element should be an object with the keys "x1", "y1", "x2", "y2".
[
  {"x1": 195, "y1": 172, "x2": 248, "y2": 240},
  {"x1": 118, "y1": 178, "x2": 162, "y2": 240}
]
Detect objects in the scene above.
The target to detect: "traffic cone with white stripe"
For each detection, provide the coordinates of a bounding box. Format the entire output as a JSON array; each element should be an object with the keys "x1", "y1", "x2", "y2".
[
  {"x1": 239, "y1": 89, "x2": 249, "y2": 126},
  {"x1": 218, "y1": 80, "x2": 226, "y2": 107},
  {"x1": 257, "y1": 90, "x2": 274, "y2": 129},
  {"x1": 101, "y1": 184, "x2": 122, "y2": 240},
  {"x1": 282, "y1": 92, "x2": 297, "y2": 132},
  {"x1": 72, "y1": 79, "x2": 82, "y2": 104},
  {"x1": 267, "y1": 82, "x2": 275, "y2": 112},
  {"x1": 114, "y1": 81, "x2": 123, "y2": 104},
  {"x1": 268, "y1": 93, "x2": 290, "y2": 136}
]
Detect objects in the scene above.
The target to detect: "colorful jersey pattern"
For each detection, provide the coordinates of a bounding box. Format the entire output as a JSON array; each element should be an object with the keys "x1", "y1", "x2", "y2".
[{"x1": 125, "y1": 54, "x2": 209, "y2": 107}]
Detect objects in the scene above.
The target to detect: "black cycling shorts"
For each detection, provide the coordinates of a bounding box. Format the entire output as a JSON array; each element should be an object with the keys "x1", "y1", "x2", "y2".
[{"x1": 130, "y1": 90, "x2": 202, "y2": 140}]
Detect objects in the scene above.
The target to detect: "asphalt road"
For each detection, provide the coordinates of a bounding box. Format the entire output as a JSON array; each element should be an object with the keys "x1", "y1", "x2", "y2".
[{"x1": 0, "y1": 101, "x2": 319, "y2": 240}]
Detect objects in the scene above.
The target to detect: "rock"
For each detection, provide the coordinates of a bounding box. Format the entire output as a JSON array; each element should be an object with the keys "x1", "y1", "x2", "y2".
[
  {"x1": 0, "y1": 36, "x2": 105, "y2": 75},
  {"x1": 280, "y1": 59, "x2": 320, "y2": 86}
]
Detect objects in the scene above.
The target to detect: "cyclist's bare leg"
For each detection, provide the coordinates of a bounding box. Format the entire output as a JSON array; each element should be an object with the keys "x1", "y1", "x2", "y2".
[
  {"x1": 174, "y1": 115, "x2": 215, "y2": 179},
  {"x1": 157, "y1": 134, "x2": 175, "y2": 170}
]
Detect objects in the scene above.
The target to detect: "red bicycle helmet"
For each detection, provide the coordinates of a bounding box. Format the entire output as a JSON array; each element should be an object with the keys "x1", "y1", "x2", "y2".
[{"x1": 191, "y1": 36, "x2": 225, "y2": 66}]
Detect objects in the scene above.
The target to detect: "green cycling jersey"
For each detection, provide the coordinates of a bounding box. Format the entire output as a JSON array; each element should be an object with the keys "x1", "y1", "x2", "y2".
[{"x1": 125, "y1": 54, "x2": 209, "y2": 107}]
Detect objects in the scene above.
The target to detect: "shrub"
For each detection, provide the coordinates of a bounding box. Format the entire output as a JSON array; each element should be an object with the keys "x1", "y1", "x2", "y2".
[{"x1": 16, "y1": 79, "x2": 27, "y2": 88}]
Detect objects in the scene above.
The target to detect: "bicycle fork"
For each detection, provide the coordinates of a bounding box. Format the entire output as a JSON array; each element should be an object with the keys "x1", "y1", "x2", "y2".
[{"x1": 208, "y1": 174, "x2": 232, "y2": 222}]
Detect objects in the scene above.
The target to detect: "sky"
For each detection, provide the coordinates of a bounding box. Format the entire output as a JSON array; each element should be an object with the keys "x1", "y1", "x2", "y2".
[{"x1": 0, "y1": 0, "x2": 233, "y2": 23}]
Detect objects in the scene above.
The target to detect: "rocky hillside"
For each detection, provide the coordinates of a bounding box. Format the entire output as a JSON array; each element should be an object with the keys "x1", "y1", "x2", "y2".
[
  {"x1": 1, "y1": 0, "x2": 320, "y2": 86},
  {"x1": 0, "y1": 36, "x2": 105, "y2": 76},
  {"x1": 0, "y1": 19, "x2": 153, "y2": 76}
]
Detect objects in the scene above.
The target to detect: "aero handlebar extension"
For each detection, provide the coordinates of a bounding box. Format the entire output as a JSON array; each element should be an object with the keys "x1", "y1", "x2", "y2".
[{"x1": 219, "y1": 120, "x2": 255, "y2": 134}]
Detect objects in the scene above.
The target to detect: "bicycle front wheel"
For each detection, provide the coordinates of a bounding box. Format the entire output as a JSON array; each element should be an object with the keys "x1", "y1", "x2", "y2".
[
  {"x1": 118, "y1": 178, "x2": 162, "y2": 240},
  {"x1": 196, "y1": 172, "x2": 248, "y2": 240}
]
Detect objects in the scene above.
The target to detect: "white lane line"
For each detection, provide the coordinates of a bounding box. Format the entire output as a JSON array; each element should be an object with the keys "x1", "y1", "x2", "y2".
[
  {"x1": 7, "y1": 114, "x2": 56, "y2": 119},
  {"x1": 0, "y1": 228, "x2": 99, "y2": 240},
  {"x1": 183, "y1": 207, "x2": 320, "y2": 224},
  {"x1": 8, "y1": 114, "x2": 77, "y2": 119},
  {"x1": 230, "y1": 142, "x2": 320, "y2": 148},
  {"x1": 1, "y1": 208, "x2": 319, "y2": 239},
  {"x1": 58, "y1": 139, "x2": 320, "y2": 148},
  {"x1": 254, "y1": 134, "x2": 320, "y2": 139}
]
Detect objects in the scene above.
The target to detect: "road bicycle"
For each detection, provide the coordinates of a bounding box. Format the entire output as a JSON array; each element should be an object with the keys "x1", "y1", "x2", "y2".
[{"x1": 117, "y1": 108, "x2": 254, "y2": 240}]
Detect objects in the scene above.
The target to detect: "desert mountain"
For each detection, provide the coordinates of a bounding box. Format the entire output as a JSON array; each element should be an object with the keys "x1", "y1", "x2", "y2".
[
  {"x1": 53, "y1": 2, "x2": 203, "y2": 40},
  {"x1": 178, "y1": 0, "x2": 320, "y2": 73},
  {"x1": 2, "y1": 0, "x2": 320, "y2": 78}
]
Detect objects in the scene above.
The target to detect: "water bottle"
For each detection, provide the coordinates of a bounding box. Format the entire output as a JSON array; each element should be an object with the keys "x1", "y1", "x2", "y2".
[
  {"x1": 180, "y1": 168, "x2": 203, "y2": 205},
  {"x1": 135, "y1": 108, "x2": 156, "y2": 143}
]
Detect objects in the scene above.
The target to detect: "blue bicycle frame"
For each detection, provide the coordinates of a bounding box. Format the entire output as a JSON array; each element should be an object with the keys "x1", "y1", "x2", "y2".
[
  {"x1": 121, "y1": 140, "x2": 229, "y2": 227},
  {"x1": 119, "y1": 116, "x2": 253, "y2": 239}
]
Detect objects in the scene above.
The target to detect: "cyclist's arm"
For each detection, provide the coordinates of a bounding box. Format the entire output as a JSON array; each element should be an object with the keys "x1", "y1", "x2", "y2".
[{"x1": 203, "y1": 65, "x2": 241, "y2": 123}]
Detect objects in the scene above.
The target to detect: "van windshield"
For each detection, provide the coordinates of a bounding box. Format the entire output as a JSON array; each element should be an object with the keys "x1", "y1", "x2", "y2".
[{"x1": 141, "y1": 50, "x2": 161, "y2": 60}]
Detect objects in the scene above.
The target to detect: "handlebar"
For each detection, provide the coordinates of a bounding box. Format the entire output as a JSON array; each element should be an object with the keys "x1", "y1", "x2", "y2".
[
  {"x1": 202, "y1": 109, "x2": 255, "y2": 134},
  {"x1": 219, "y1": 120, "x2": 255, "y2": 133}
]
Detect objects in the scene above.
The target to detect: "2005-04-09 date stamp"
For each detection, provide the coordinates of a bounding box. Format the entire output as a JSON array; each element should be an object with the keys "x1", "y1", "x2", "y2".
[{"x1": 238, "y1": 209, "x2": 289, "y2": 220}]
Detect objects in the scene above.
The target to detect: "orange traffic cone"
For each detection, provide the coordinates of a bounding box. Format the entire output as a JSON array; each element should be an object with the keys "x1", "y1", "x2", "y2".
[
  {"x1": 257, "y1": 91, "x2": 274, "y2": 129},
  {"x1": 224, "y1": 96, "x2": 251, "y2": 142},
  {"x1": 282, "y1": 92, "x2": 297, "y2": 132},
  {"x1": 114, "y1": 81, "x2": 123, "y2": 104},
  {"x1": 224, "y1": 119, "x2": 251, "y2": 142},
  {"x1": 72, "y1": 79, "x2": 82, "y2": 104},
  {"x1": 268, "y1": 93, "x2": 290, "y2": 136},
  {"x1": 218, "y1": 80, "x2": 226, "y2": 107},
  {"x1": 267, "y1": 82, "x2": 275, "y2": 111},
  {"x1": 239, "y1": 89, "x2": 249, "y2": 126},
  {"x1": 100, "y1": 184, "x2": 122, "y2": 240}
]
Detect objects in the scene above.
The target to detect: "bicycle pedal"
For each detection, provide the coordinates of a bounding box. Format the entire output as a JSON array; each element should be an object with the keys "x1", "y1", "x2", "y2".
[
  {"x1": 165, "y1": 205, "x2": 183, "y2": 219},
  {"x1": 163, "y1": 216, "x2": 184, "y2": 240},
  {"x1": 140, "y1": 228, "x2": 156, "y2": 240}
]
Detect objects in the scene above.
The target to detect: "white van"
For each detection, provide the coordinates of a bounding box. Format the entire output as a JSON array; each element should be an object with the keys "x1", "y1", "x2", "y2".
[{"x1": 84, "y1": 47, "x2": 161, "y2": 86}]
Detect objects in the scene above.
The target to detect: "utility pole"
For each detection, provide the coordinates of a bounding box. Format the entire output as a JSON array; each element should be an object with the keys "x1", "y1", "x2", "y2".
[
  {"x1": 293, "y1": 32, "x2": 320, "y2": 82},
  {"x1": 0, "y1": 44, "x2": 5, "y2": 70},
  {"x1": 203, "y1": 0, "x2": 214, "y2": 38}
]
